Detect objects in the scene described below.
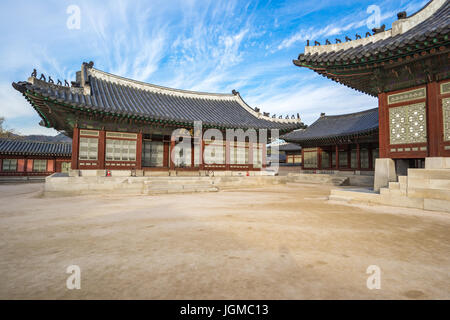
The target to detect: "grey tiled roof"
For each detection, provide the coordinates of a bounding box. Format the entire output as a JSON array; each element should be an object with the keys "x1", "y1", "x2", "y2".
[
  {"x1": 0, "y1": 138, "x2": 72, "y2": 156},
  {"x1": 295, "y1": 1, "x2": 449, "y2": 66},
  {"x1": 282, "y1": 108, "x2": 379, "y2": 143},
  {"x1": 278, "y1": 143, "x2": 302, "y2": 152},
  {"x1": 13, "y1": 65, "x2": 303, "y2": 131}
]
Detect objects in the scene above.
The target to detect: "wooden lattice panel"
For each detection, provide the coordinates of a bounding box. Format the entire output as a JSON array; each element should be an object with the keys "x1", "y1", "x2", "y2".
[
  {"x1": 389, "y1": 103, "x2": 427, "y2": 145},
  {"x1": 443, "y1": 98, "x2": 450, "y2": 142}
]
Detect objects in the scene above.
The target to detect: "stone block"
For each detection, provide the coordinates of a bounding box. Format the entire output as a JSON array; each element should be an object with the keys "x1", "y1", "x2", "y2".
[
  {"x1": 374, "y1": 158, "x2": 396, "y2": 192},
  {"x1": 425, "y1": 157, "x2": 450, "y2": 169},
  {"x1": 423, "y1": 199, "x2": 450, "y2": 213}
]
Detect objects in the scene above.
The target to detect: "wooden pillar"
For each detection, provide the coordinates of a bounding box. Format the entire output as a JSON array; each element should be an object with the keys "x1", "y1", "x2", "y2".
[
  {"x1": 225, "y1": 140, "x2": 231, "y2": 170},
  {"x1": 262, "y1": 143, "x2": 267, "y2": 169},
  {"x1": 427, "y1": 81, "x2": 440, "y2": 157},
  {"x1": 378, "y1": 92, "x2": 388, "y2": 158},
  {"x1": 191, "y1": 139, "x2": 195, "y2": 168},
  {"x1": 136, "y1": 132, "x2": 143, "y2": 170},
  {"x1": 248, "y1": 142, "x2": 254, "y2": 169},
  {"x1": 318, "y1": 148, "x2": 322, "y2": 170},
  {"x1": 163, "y1": 140, "x2": 170, "y2": 168},
  {"x1": 71, "y1": 127, "x2": 80, "y2": 170},
  {"x1": 335, "y1": 145, "x2": 339, "y2": 170},
  {"x1": 347, "y1": 145, "x2": 351, "y2": 168},
  {"x1": 170, "y1": 138, "x2": 175, "y2": 170},
  {"x1": 369, "y1": 145, "x2": 374, "y2": 170},
  {"x1": 301, "y1": 149, "x2": 304, "y2": 169},
  {"x1": 356, "y1": 143, "x2": 361, "y2": 170},
  {"x1": 329, "y1": 148, "x2": 332, "y2": 168},
  {"x1": 200, "y1": 140, "x2": 205, "y2": 170},
  {"x1": 98, "y1": 130, "x2": 106, "y2": 169}
]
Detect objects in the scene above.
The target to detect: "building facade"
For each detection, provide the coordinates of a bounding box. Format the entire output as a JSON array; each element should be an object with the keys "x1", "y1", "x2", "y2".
[
  {"x1": 13, "y1": 63, "x2": 304, "y2": 175},
  {"x1": 292, "y1": 0, "x2": 449, "y2": 179},
  {"x1": 283, "y1": 108, "x2": 379, "y2": 173},
  {"x1": 0, "y1": 139, "x2": 72, "y2": 176}
]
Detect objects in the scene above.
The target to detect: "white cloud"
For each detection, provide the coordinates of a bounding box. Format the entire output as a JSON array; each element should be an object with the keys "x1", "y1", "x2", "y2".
[
  {"x1": 245, "y1": 80, "x2": 377, "y2": 125},
  {"x1": 0, "y1": 83, "x2": 36, "y2": 119}
]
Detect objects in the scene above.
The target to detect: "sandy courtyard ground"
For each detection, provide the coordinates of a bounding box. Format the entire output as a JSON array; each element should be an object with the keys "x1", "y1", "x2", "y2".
[{"x1": 0, "y1": 182, "x2": 449, "y2": 300}]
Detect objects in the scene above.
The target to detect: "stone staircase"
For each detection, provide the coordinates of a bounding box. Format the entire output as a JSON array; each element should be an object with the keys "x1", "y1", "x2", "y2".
[
  {"x1": 329, "y1": 166, "x2": 450, "y2": 213},
  {"x1": 287, "y1": 173, "x2": 350, "y2": 186},
  {"x1": 143, "y1": 177, "x2": 219, "y2": 195}
]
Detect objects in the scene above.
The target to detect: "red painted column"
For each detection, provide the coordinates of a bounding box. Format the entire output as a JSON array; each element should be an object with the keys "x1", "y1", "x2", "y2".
[
  {"x1": 200, "y1": 140, "x2": 205, "y2": 170},
  {"x1": 225, "y1": 140, "x2": 231, "y2": 170},
  {"x1": 163, "y1": 140, "x2": 169, "y2": 168},
  {"x1": 356, "y1": 143, "x2": 361, "y2": 170},
  {"x1": 170, "y1": 138, "x2": 175, "y2": 170},
  {"x1": 71, "y1": 127, "x2": 80, "y2": 170},
  {"x1": 248, "y1": 142, "x2": 254, "y2": 170},
  {"x1": 136, "y1": 132, "x2": 143, "y2": 170},
  {"x1": 335, "y1": 145, "x2": 339, "y2": 170},
  {"x1": 301, "y1": 149, "x2": 304, "y2": 169},
  {"x1": 191, "y1": 139, "x2": 195, "y2": 168},
  {"x1": 98, "y1": 130, "x2": 106, "y2": 169},
  {"x1": 427, "y1": 81, "x2": 440, "y2": 157},
  {"x1": 261, "y1": 143, "x2": 267, "y2": 169},
  {"x1": 378, "y1": 92, "x2": 388, "y2": 158},
  {"x1": 318, "y1": 148, "x2": 322, "y2": 170}
]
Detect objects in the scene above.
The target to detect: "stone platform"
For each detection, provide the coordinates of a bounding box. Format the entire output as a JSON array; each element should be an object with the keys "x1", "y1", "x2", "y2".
[{"x1": 330, "y1": 158, "x2": 450, "y2": 213}]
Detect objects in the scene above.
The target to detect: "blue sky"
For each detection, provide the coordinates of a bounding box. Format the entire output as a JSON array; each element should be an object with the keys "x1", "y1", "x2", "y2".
[{"x1": 0, "y1": 0, "x2": 428, "y2": 135}]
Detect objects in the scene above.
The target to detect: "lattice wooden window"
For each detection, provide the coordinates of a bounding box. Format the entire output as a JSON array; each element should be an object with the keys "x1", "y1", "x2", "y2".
[
  {"x1": 106, "y1": 139, "x2": 136, "y2": 162},
  {"x1": 33, "y1": 159, "x2": 47, "y2": 172},
  {"x1": 443, "y1": 98, "x2": 450, "y2": 142},
  {"x1": 79, "y1": 137, "x2": 99, "y2": 160},
  {"x1": 389, "y1": 103, "x2": 427, "y2": 145},
  {"x1": 303, "y1": 148, "x2": 318, "y2": 168},
  {"x1": 2, "y1": 159, "x2": 17, "y2": 172}
]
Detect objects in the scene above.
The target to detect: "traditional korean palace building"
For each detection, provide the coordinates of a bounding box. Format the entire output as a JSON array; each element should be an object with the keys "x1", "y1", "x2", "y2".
[
  {"x1": 0, "y1": 139, "x2": 72, "y2": 177},
  {"x1": 278, "y1": 143, "x2": 302, "y2": 165},
  {"x1": 290, "y1": 0, "x2": 449, "y2": 186},
  {"x1": 283, "y1": 108, "x2": 379, "y2": 172},
  {"x1": 12, "y1": 63, "x2": 304, "y2": 175}
]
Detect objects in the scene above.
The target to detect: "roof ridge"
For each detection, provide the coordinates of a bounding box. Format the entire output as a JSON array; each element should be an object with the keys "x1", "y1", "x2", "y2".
[
  {"x1": 302, "y1": 0, "x2": 447, "y2": 56},
  {"x1": 0, "y1": 138, "x2": 71, "y2": 145},
  {"x1": 89, "y1": 67, "x2": 236, "y2": 99},
  {"x1": 319, "y1": 107, "x2": 378, "y2": 119}
]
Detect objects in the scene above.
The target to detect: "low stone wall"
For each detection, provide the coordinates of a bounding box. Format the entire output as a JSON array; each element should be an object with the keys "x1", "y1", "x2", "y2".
[{"x1": 44, "y1": 174, "x2": 287, "y2": 196}]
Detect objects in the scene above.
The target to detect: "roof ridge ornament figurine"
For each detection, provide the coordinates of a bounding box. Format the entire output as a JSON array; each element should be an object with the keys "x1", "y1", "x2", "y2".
[
  {"x1": 397, "y1": 11, "x2": 407, "y2": 19},
  {"x1": 31, "y1": 69, "x2": 37, "y2": 78},
  {"x1": 372, "y1": 24, "x2": 386, "y2": 34}
]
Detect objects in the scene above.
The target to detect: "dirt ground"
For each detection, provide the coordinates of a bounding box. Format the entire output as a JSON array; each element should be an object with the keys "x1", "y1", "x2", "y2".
[{"x1": 0, "y1": 183, "x2": 449, "y2": 300}]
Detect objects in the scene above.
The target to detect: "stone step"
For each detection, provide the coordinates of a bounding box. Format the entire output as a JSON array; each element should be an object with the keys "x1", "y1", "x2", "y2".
[
  {"x1": 146, "y1": 185, "x2": 219, "y2": 195},
  {"x1": 408, "y1": 177, "x2": 450, "y2": 190},
  {"x1": 289, "y1": 174, "x2": 349, "y2": 186},
  {"x1": 408, "y1": 169, "x2": 450, "y2": 180},
  {"x1": 407, "y1": 187, "x2": 450, "y2": 201},
  {"x1": 389, "y1": 182, "x2": 400, "y2": 190},
  {"x1": 328, "y1": 195, "x2": 352, "y2": 202},
  {"x1": 144, "y1": 180, "x2": 214, "y2": 186}
]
